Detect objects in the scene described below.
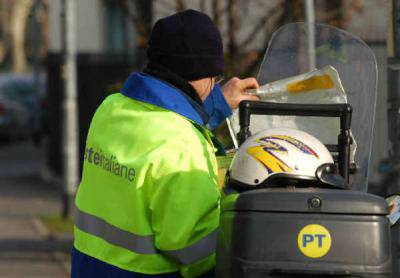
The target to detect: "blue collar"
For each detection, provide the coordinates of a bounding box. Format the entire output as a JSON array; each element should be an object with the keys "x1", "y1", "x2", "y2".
[{"x1": 120, "y1": 72, "x2": 209, "y2": 126}]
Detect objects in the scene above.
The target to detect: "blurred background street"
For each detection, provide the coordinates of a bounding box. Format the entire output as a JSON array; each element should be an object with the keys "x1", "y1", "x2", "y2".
[{"x1": 0, "y1": 140, "x2": 70, "y2": 277}]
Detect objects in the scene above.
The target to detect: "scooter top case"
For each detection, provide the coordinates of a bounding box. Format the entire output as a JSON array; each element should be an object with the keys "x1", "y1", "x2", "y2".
[
  {"x1": 216, "y1": 98, "x2": 391, "y2": 277},
  {"x1": 216, "y1": 187, "x2": 391, "y2": 278},
  {"x1": 216, "y1": 99, "x2": 391, "y2": 277}
]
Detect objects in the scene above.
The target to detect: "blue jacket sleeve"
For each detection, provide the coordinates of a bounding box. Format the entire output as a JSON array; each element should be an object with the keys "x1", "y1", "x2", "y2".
[{"x1": 204, "y1": 85, "x2": 232, "y2": 130}]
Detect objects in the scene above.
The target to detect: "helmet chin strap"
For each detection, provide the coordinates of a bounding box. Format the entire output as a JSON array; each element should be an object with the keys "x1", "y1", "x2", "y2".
[{"x1": 315, "y1": 163, "x2": 347, "y2": 189}]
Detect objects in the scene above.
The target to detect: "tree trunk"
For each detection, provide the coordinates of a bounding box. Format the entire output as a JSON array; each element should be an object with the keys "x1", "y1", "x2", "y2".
[
  {"x1": 11, "y1": 0, "x2": 33, "y2": 73},
  {"x1": 39, "y1": 0, "x2": 49, "y2": 59},
  {"x1": 0, "y1": 0, "x2": 11, "y2": 64}
]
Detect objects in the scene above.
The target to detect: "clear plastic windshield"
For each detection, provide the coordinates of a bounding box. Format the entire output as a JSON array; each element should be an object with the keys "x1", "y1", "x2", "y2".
[{"x1": 231, "y1": 23, "x2": 377, "y2": 191}]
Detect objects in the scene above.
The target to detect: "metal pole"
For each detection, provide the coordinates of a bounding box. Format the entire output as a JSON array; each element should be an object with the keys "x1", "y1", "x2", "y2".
[
  {"x1": 385, "y1": 0, "x2": 400, "y2": 196},
  {"x1": 62, "y1": 0, "x2": 78, "y2": 218},
  {"x1": 305, "y1": 0, "x2": 316, "y2": 70},
  {"x1": 395, "y1": 0, "x2": 400, "y2": 59},
  {"x1": 226, "y1": 118, "x2": 238, "y2": 149},
  {"x1": 387, "y1": 1, "x2": 400, "y2": 276}
]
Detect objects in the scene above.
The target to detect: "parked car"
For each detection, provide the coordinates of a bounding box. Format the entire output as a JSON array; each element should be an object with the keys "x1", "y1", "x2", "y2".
[{"x1": 0, "y1": 74, "x2": 46, "y2": 144}]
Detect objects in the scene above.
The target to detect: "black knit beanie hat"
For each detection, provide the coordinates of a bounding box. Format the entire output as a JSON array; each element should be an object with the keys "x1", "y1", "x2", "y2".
[{"x1": 147, "y1": 9, "x2": 225, "y2": 81}]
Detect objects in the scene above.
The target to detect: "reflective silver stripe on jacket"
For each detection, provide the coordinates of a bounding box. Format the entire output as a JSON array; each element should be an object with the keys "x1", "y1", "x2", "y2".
[
  {"x1": 75, "y1": 208, "x2": 217, "y2": 264},
  {"x1": 164, "y1": 229, "x2": 217, "y2": 265},
  {"x1": 75, "y1": 208, "x2": 158, "y2": 255}
]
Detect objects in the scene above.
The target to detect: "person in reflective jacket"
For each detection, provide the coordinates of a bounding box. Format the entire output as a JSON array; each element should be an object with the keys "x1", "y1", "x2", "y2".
[{"x1": 71, "y1": 9, "x2": 259, "y2": 278}]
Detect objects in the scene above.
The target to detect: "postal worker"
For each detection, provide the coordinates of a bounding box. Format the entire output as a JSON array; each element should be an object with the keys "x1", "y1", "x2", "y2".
[{"x1": 72, "y1": 9, "x2": 259, "y2": 278}]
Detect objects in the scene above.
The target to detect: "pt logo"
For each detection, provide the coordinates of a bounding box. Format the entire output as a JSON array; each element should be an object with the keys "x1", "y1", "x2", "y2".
[{"x1": 297, "y1": 224, "x2": 332, "y2": 258}]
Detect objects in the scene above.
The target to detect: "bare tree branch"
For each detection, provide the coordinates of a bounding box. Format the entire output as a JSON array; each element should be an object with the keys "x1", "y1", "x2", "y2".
[
  {"x1": 199, "y1": 0, "x2": 206, "y2": 13},
  {"x1": 340, "y1": 0, "x2": 364, "y2": 27},
  {"x1": 240, "y1": 1, "x2": 286, "y2": 76},
  {"x1": 155, "y1": 0, "x2": 176, "y2": 11},
  {"x1": 209, "y1": 1, "x2": 230, "y2": 22},
  {"x1": 238, "y1": 4, "x2": 282, "y2": 50},
  {"x1": 226, "y1": 0, "x2": 238, "y2": 75},
  {"x1": 212, "y1": 0, "x2": 220, "y2": 27},
  {"x1": 316, "y1": 0, "x2": 363, "y2": 29},
  {"x1": 175, "y1": 0, "x2": 186, "y2": 11},
  {"x1": 120, "y1": 0, "x2": 152, "y2": 48}
]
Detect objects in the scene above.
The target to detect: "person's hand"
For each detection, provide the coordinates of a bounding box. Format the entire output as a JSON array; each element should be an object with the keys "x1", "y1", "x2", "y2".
[{"x1": 221, "y1": 77, "x2": 260, "y2": 109}]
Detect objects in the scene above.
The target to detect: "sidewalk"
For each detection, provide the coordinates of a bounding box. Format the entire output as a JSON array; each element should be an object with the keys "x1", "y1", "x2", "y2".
[{"x1": 0, "y1": 142, "x2": 71, "y2": 278}]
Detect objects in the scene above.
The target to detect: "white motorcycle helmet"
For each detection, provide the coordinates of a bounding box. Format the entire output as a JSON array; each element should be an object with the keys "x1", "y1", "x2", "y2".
[{"x1": 229, "y1": 127, "x2": 341, "y2": 189}]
